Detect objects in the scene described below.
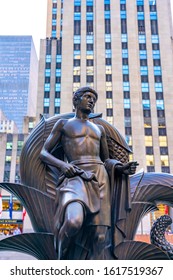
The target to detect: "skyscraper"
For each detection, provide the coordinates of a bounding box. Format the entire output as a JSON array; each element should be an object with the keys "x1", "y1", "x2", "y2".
[
  {"x1": 37, "y1": 0, "x2": 173, "y2": 177},
  {"x1": 0, "y1": 36, "x2": 38, "y2": 132},
  {"x1": 0, "y1": 36, "x2": 38, "y2": 236}
]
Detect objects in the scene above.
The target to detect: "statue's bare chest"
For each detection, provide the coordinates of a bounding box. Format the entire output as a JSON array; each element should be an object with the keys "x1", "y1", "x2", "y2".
[{"x1": 62, "y1": 119, "x2": 101, "y2": 140}]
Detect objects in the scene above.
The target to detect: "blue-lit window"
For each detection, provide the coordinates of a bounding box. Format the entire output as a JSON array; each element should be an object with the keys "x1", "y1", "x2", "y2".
[
  {"x1": 55, "y1": 83, "x2": 61, "y2": 91},
  {"x1": 123, "y1": 82, "x2": 130, "y2": 91},
  {"x1": 122, "y1": 49, "x2": 128, "y2": 58},
  {"x1": 105, "y1": 49, "x2": 112, "y2": 58},
  {"x1": 137, "y1": 1, "x2": 143, "y2": 5},
  {"x1": 56, "y1": 69, "x2": 61, "y2": 76},
  {"x1": 152, "y1": 35, "x2": 159, "y2": 43},
  {"x1": 87, "y1": 50, "x2": 94, "y2": 55},
  {"x1": 121, "y1": 34, "x2": 127, "y2": 42},
  {"x1": 45, "y1": 69, "x2": 51, "y2": 77},
  {"x1": 150, "y1": 12, "x2": 157, "y2": 20},
  {"x1": 86, "y1": 35, "x2": 93, "y2": 43},
  {"x1": 140, "y1": 50, "x2": 147, "y2": 59},
  {"x1": 56, "y1": 55, "x2": 62, "y2": 62},
  {"x1": 86, "y1": 13, "x2": 93, "y2": 20},
  {"x1": 153, "y1": 50, "x2": 160, "y2": 59},
  {"x1": 74, "y1": 50, "x2": 81, "y2": 55},
  {"x1": 155, "y1": 83, "x2": 163, "y2": 92},
  {"x1": 138, "y1": 35, "x2": 146, "y2": 43},
  {"x1": 74, "y1": 0, "x2": 81, "y2": 6},
  {"x1": 52, "y1": 8, "x2": 57, "y2": 14},
  {"x1": 156, "y1": 100, "x2": 164, "y2": 110},
  {"x1": 52, "y1": 19, "x2": 57, "y2": 25},
  {"x1": 44, "y1": 84, "x2": 50, "y2": 92},
  {"x1": 123, "y1": 65, "x2": 129, "y2": 74},
  {"x1": 142, "y1": 100, "x2": 150, "y2": 109},
  {"x1": 124, "y1": 99, "x2": 130, "y2": 108},
  {"x1": 149, "y1": 0, "x2": 156, "y2": 5},
  {"x1": 137, "y1": 12, "x2": 144, "y2": 20},
  {"x1": 46, "y1": 55, "x2": 51, "y2": 62},
  {"x1": 55, "y1": 98, "x2": 61, "y2": 107},
  {"x1": 120, "y1": 11, "x2": 126, "y2": 19},
  {"x1": 105, "y1": 11, "x2": 111, "y2": 19},
  {"x1": 140, "y1": 66, "x2": 148, "y2": 75},
  {"x1": 74, "y1": 13, "x2": 81, "y2": 20},
  {"x1": 154, "y1": 66, "x2": 161, "y2": 75},
  {"x1": 105, "y1": 34, "x2": 111, "y2": 42},
  {"x1": 44, "y1": 98, "x2": 50, "y2": 107},
  {"x1": 52, "y1": 31, "x2": 56, "y2": 37},
  {"x1": 105, "y1": 0, "x2": 110, "y2": 4},
  {"x1": 74, "y1": 36, "x2": 81, "y2": 44},
  {"x1": 141, "y1": 83, "x2": 149, "y2": 92},
  {"x1": 87, "y1": 0, "x2": 93, "y2": 5}
]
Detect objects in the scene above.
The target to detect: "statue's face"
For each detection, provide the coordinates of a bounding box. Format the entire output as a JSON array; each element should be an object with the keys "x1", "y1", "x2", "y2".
[{"x1": 77, "y1": 91, "x2": 96, "y2": 113}]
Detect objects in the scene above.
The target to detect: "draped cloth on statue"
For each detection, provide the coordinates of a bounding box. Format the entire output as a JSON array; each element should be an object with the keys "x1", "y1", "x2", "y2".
[
  {"x1": 54, "y1": 160, "x2": 111, "y2": 232},
  {"x1": 104, "y1": 159, "x2": 131, "y2": 250}
]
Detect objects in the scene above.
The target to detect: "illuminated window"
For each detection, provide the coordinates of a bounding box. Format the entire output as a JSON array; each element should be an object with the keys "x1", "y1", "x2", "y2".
[
  {"x1": 106, "y1": 82, "x2": 112, "y2": 91},
  {"x1": 145, "y1": 136, "x2": 153, "y2": 146},
  {"x1": 73, "y1": 83, "x2": 80, "y2": 92},
  {"x1": 73, "y1": 66, "x2": 81, "y2": 75},
  {"x1": 106, "y1": 116, "x2": 113, "y2": 125},
  {"x1": 159, "y1": 136, "x2": 167, "y2": 147},
  {"x1": 86, "y1": 66, "x2": 93, "y2": 75},
  {"x1": 106, "y1": 98, "x2": 113, "y2": 108},
  {"x1": 6, "y1": 143, "x2": 13, "y2": 149},
  {"x1": 146, "y1": 155, "x2": 154, "y2": 166},
  {"x1": 126, "y1": 135, "x2": 133, "y2": 146},
  {"x1": 161, "y1": 155, "x2": 169, "y2": 166},
  {"x1": 5, "y1": 156, "x2": 12, "y2": 162}
]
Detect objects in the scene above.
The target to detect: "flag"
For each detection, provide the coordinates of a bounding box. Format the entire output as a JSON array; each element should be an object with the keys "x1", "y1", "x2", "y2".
[
  {"x1": 22, "y1": 207, "x2": 26, "y2": 221},
  {"x1": 9, "y1": 195, "x2": 13, "y2": 219},
  {"x1": 0, "y1": 194, "x2": 2, "y2": 218}
]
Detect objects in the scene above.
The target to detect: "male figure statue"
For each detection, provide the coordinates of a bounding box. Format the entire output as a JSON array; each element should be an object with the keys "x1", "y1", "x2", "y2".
[{"x1": 40, "y1": 87, "x2": 138, "y2": 259}]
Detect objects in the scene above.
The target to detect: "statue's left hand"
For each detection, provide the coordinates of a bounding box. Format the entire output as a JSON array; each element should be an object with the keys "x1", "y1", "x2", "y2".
[{"x1": 117, "y1": 161, "x2": 139, "y2": 175}]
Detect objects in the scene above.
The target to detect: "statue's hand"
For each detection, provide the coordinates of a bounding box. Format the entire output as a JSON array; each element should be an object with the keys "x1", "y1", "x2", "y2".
[
  {"x1": 116, "y1": 161, "x2": 139, "y2": 175},
  {"x1": 61, "y1": 163, "x2": 83, "y2": 178}
]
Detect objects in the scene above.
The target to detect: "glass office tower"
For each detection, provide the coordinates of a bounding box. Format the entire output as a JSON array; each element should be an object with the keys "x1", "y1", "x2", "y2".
[{"x1": 0, "y1": 36, "x2": 38, "y2": 132}]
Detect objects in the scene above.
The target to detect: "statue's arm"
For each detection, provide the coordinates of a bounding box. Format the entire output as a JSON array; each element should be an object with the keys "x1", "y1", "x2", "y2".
[
  {"x1": 99, "y1": 125, "x2": 109, "y2": 162},
  {"x1": 40, "y1": 119, "x2": 67, "y2": 170}
]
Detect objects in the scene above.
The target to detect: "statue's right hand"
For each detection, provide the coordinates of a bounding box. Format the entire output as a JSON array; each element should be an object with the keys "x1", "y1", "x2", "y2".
[{"x1": 61, "y1": 163, "x2": 79, "y2": 177}]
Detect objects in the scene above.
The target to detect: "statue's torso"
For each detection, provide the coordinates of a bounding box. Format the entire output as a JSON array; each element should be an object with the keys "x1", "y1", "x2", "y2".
[{"x1": 61, "y1": 118, "x2": 102, "y2": 162}]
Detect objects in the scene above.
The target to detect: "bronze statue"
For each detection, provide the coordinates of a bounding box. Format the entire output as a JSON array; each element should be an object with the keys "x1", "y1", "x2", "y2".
[
  {"x1": 40, "y1": 87, "x2": 138, "y2": 259},
  {"x1": 0, "y1": 86, "x2": 173, "y2": 260}
]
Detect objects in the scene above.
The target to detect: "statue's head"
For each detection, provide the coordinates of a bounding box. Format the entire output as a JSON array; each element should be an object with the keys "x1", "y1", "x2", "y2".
[{"x1": 73, "y1": 87, "x2": 98, "y2": 108}]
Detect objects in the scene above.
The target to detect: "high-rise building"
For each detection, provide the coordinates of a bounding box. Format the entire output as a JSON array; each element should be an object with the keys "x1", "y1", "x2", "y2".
[
  {"x1": 0, "y1": 36, "x2": 38, "y2": 236},
  {"x1": 0, "y1": 36, "x2": 38, "y2": 132},
  {"x1": 37, "y1": 0, "x2": 173, "y2": 177},
  {"x1": 36, "y1": 0, "x2": 173, "y2": 232}
]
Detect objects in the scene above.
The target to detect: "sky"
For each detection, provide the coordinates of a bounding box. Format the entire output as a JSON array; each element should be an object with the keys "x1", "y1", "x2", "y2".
[
  {"x1": 0, "y1": 0, "x2": 47, "y2": 58},
  {"x1": 0, "y1": 0, "x2": 173, "y2": 58}
]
